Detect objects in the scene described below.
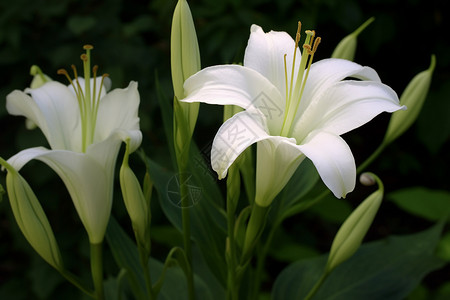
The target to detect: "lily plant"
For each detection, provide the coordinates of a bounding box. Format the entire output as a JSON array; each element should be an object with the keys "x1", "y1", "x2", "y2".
[
  {"x1": 4, "y1": 45, "x2": 142, "y2": 245},
  {"x1": 183, "y1": 23, "x2": 405, "y2": 206}
]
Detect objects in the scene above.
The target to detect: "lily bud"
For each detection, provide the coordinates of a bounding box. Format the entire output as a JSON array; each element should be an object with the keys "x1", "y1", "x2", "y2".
[
  {"x1": 384, "y1": 55, "x2": 436, "y2": 144},
  {"x1": 120, "y1": 140, "x2": 150, "y2": 252},
  {"x1": 0, "y1": 158, "x2": 63, "y2": 271},
  {"x1": 27, "y1": 65, "x2": 53, "y2": 129},
  {"x1": 171, "y1": 0, "x2": 201, "y2": 140},
  {"x1": 331, "y1": 17, "x2": 375, "y2": 61},
  {"x1": 30, "y1": 65, "x2": 52, "y2": 89},
  {"x1": 326, "y1": 173, "x2": 383, "y2": 273}
]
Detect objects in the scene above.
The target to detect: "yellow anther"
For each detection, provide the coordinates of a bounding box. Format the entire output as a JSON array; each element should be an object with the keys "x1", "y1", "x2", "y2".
[
  {"x1": 71, "y1": 64, "x2": 78, "y2": 78},
  {"x1": 312, "y1": 37, "x2": 321, "y2": 53},
  {"x1": 57, "y1": 69, "x2": 71, "y2": 82},
  {"x1": 92, "y1": 65, "x2": 98, "y2": 78},
  {"x1": 295, "y1": 21, "x2": 302, "y2": 47},
  {"x1": 80, "y1": 54, "x2": 88, "y2": 62}
]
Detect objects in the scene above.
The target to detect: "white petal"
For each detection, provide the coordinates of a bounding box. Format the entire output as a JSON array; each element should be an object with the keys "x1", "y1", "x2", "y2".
[
  {"x1": 70, "y1": 77, "x2": 109, "y2": 100},
  {"x1": 297, "y1": 131, "x2": 356, "y2": 198},
  {"x1": 243, "y1": 24, "x2": 300, "y2": 97},
  {"x1": 94, "y1": 81, "x2": 141, "y2": 143},
  {"x1": 7, "y1": 147, "x2": 112, "y2": 243},
  {"x1": 183, "y1": 65, "x2": 285, "y2": 134},
  {"x1": 255, "y1": 136, "x2": 305, "y2": 206},
  {"x1": 297, "y1": 59, "x2": 382, "y2": 115},
  {"x1": 211, "y1": 110, "x2": 271, "y2": 179},
  {"x1": 7, "y1": 82, "x2": 81, "y2": 151},
  {"x1": 292, "y1": 81, "x2": 404, "y2": 141}
]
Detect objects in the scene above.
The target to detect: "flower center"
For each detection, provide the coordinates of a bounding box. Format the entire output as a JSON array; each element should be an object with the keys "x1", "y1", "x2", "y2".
[
  {"x1": 57, "y1": 45, "x2": 109, "y2": 152},
  {"x1": 280, "y1": 22, "x2": 321, "y2": 137}
]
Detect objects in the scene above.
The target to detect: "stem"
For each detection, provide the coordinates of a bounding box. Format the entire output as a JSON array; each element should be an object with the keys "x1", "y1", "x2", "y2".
[
  {"x1": 303, "y1": 272, "x2": 328, "y2": 300},
  {"x1": 241, "y1": 203, "x2": 269, "y2": 265},
  {"x1": 90, "y1": 242, "x2": 104, "y2": 300},
  {"x1": 226, "y1": 166, "x2": 240, "y2": 300},
  {"x1": 179, "y1": 171, "x2": 195, "y2": 300},
  {"x1": 356, "y1": 142, "x2": 387, "y2": 174},
  {"x1": 137, "y1": 239, "x2": 154, "y2": 300},
  {"x1": 250, "y1": 218, "x2": 282, "y2": 300},
  {"x1": 59, "y1": 269, "x2": 95, "y2": 298}
]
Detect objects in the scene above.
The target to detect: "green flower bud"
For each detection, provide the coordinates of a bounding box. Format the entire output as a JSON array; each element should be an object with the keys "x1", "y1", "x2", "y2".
[
  {"x1": 120, "y1": 141, "x2": 150, "y2": 252},
  {"x1": 326, "y1": 173, "x2": 384, "y2": 273},
  {"x1": 331, "y1": 17, "x2": 375, "y2": 61},
  {"x1": 30, "y1": 65, "x2": 52, "y2": 89},
  {"x1": 0, "y1": 158, "x2": 63, "y2": 271},
  {"x1": 384, "y1": 55, "x2": 436, "y2": 144},
  {"x1": 27, "y1": 65, "x2": 53, "y2": 130},
  {"x1": 171, "y1": 0, "x2": 200, "y2": 142}
]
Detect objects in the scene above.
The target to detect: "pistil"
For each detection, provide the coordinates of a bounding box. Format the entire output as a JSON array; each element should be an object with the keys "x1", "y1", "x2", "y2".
[
  {"x1": 281, "y1": 24, "x2": 321, "y2": 137},
  {"x1": 57, "y1": 45, "x2": 109, "y2": 152}
]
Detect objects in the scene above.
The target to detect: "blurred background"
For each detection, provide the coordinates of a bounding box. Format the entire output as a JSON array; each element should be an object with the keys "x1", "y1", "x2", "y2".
[{"x1": 0, "y1": 0, "x2": 448, "y2": 298}]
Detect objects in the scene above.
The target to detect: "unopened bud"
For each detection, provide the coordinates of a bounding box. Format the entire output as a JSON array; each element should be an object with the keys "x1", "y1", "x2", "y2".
[
  {"x1": 332, "y1": 17, "x2": 375, "y2": 61},
  {"x1": 384, "y1": 55, "x2": 436, "y2": 144},
  {"x1": 171, "y1": 0, "x2": 200, "y2": 141},
  {"x1": 326, "y1": 173, "x2": 383, "y2": 273},
  {"x1": 120, "y1": 141, "x2": 150, "y2": 252},
  {"x1": 0, "y1": 158, "x2": 63, "y2": 271}
]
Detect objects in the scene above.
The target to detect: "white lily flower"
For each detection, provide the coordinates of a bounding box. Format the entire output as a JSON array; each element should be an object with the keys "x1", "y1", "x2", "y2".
[
  {"x1": 5, "y1": 46, "x2": 142, "y2": 243},
  {"x1": 183, "y1": 24, "x2": 404, "y2": 206}
]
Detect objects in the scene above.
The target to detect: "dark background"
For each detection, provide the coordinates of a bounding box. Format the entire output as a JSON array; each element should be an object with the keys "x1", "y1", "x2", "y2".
[{"x1": 0, "y1": 0, "x2": 448, "y2": 298}]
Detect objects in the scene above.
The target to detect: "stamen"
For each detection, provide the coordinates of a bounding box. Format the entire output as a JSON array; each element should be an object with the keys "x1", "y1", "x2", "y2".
[
  {"x1": 57, "y1": 69, "x2": 73, "y2": 85},
  {"x1": 281, "y1": 26, "x2": 322, "y2": 137}
]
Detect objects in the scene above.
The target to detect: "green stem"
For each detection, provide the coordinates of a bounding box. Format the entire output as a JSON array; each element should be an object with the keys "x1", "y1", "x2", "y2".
[
  {"x1": 356, "y1": 142, "x2": 387, "y2": 174},
  {"x1": 59, "y1": 269, "x2": 95, "y2": 298},
  {"x1": 90, "y1": 242, "x2": 104, "y2": 300},
  {"x1": 226, "y1": 166, "x2": 240, "y2": 300},
  {"x1": 303, "y1": 272, "x2": 328, "y2": 300},
  {"x1": 179, "y1": 171, "x2": 195, "y2": 300},
  {"x1": 137, "y1": 239, "x2": 154, "y2": 300},
  {"x1": 241, "y1": 203, "x2": 269, "y2": 265},
  {"x1": 250, "y1": 218, "x2": 282, "y2": 300}
]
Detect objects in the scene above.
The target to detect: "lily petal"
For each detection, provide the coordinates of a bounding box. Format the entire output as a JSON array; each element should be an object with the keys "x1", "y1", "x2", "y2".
[
  {"x1": 7, "y1": 82, "x2": 81, "y2": 151},
  {"x1": 183, "y1": 65, "x2": 285, "y2": 134},
  {"x1": 244, "y1": 24, "x2": 300, "y2": 99},
  {"x1": 255, "y1": 136, "x2": 305, "y2": 207},
  {"x1": 211, "y1": 110, "x2": 270, "y2": 179},
  {"x1": 293, "y1": 81, "x2": 404, "y2": 141},
  {"x1": 94, "y1": 81, "x2": 141, "y2": 143},
  {"x1": 298, "y1": 131, "x2": 356, "y2": 198},
  {"x1": 7, "y1": 147, "x2": 112, "y2": 244},
  {"x1": 298, "y1": 59, "x2": 382, "y2": 114}
]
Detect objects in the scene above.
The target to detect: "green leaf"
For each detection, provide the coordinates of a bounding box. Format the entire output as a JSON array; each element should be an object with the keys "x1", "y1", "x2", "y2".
[
  {"x1": 106, "y1": 216, "x2": 147, "y2": 300},
  {"x1": 272, "y1": 222, "x2": 445, "y2": 300},
  {"x1": 270, "y1": 159, "x2": 320, "y2": 221},
  {"x1": 146, "y1": 150, "x2": 228, "y2": 286},
  {"x1": 388, "y1": 187, "x2": 450, "y2": 221},
  {"x1": 308, "y1": 194, "x2": 353, "y2": 224}
]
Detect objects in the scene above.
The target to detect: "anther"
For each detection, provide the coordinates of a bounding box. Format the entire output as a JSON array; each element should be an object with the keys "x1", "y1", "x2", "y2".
[
  {"x1": 92, "y1": 65, "x2": 98, "y2": 78},
  {"x1": 80, "y1": 54, "x2": 88, "y2": 62},
  {"x1": 71, "y1": 64, "x2": 79, "y2": 78},
  {"x1": 295, "y1": 21, "x2": 302, "y2": 46},
  {"x1": 57, "y1": 69, "x2": 72, "y2": 83},
  {"x1": 312, "y1": 37, "x2": 321, "y2": 53}
]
